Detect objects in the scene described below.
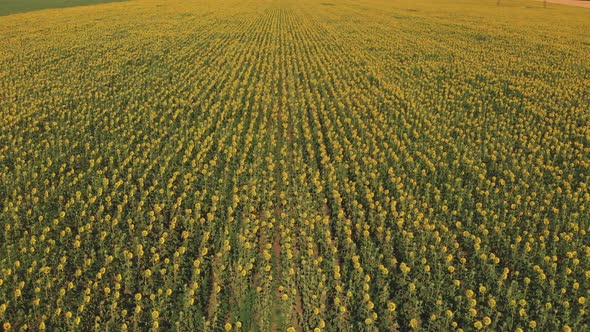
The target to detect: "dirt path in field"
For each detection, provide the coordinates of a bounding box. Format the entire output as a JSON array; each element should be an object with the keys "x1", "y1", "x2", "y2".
[
  {"x1": 270, "y1": 229, "x2": 282, "y2": 332},
  {"x1": 535, "y1": 0, "x2": 590, "y2": 8},
  {"x1": 207, "y1": 255, "x2": 221, "y2": 324}
]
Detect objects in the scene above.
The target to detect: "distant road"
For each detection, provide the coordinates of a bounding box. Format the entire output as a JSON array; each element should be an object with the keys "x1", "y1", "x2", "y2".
[{"x1": 538, "y1": 0, "x2": 590, "y2": 8}]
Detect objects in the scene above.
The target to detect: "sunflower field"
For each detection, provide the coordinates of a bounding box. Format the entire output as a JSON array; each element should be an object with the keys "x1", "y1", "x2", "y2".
[{"x1": 0, "y1": 0, "x2": 589, "y2": 331}]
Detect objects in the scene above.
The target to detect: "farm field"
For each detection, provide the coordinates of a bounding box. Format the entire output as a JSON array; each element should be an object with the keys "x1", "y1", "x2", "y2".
[
  {"x1": 1, "y1": 0, "x2": 590, "y2": 331},
  {"x1": 0, "y1": 0, "x2": 127, "y2": 16}
]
